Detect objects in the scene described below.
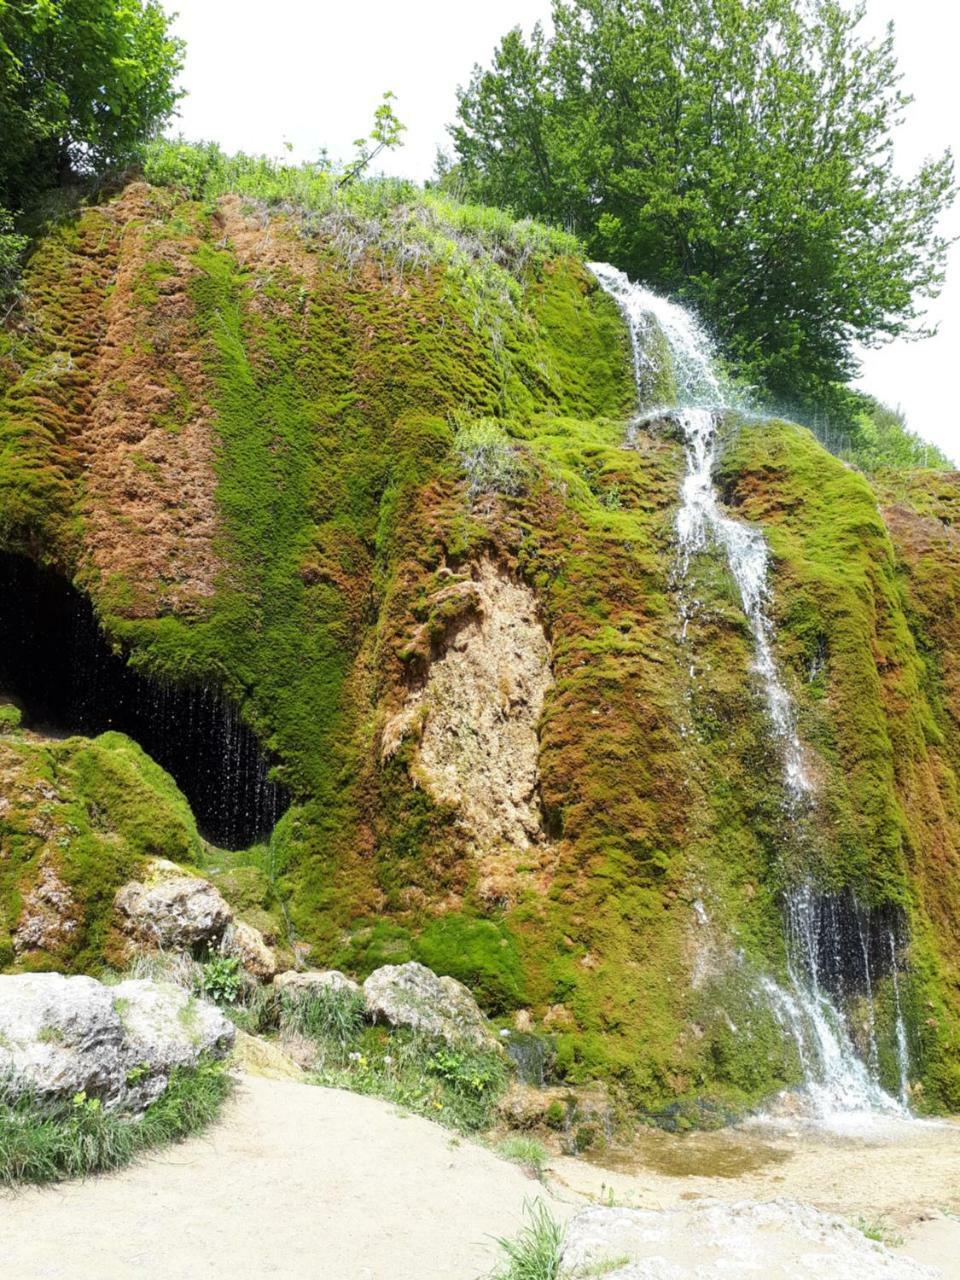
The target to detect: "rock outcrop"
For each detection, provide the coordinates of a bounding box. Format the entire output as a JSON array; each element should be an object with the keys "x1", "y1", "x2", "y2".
[
  {"x1": 114, "y1": 860, "x2": 233, "y2": 950},
  {"x1": 362, "y1": 962, "x2": 496, "y2": 1049},
  {"x1": 559, "y1": 1201, "x2": 937, "y2": 1279},
  {"x1": 274, "y1": 969, "x2": 360, "y2": 997},
  {"x1": 0, "y1": 972, "x2": 234, "y2": 1110},
  {"x1": 113, "y1": 859, "x2": 279, "y2": 981}
]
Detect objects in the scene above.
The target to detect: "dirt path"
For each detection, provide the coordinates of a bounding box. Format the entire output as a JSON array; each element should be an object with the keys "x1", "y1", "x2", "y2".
[
  {"x1": 0, "y1": 1075, "x2": 552, "y2": 1280},
  {"x1": 1, "y1": 1076, "x2": 958, "y2": 1279}
]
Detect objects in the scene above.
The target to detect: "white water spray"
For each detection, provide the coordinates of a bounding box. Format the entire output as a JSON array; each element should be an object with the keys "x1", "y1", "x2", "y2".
[{"x1": 590, "y1": 263, "x2": 909, "y2": 1118}]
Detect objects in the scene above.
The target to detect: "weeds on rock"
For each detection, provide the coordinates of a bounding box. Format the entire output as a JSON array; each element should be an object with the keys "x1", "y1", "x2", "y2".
[{"x1": 0, "y1": 1059, "x2": 232, "y2": 1185}]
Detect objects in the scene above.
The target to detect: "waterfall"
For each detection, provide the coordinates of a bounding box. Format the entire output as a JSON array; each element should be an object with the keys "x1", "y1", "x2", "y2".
[{"x1": 590, "y1": 263, "x2": 909, "y2": 1117}]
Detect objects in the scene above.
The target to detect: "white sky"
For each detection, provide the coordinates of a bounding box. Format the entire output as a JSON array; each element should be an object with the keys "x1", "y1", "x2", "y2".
[{"x1": 162, "y1": 0, "x2": 959, "y2": 464}]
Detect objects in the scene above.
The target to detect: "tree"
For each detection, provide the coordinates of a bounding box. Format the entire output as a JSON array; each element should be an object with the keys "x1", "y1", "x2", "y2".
[
  {"x1": 0, "y1": 0, "x2": 184, "y2": 287},
  {"x1": 337, "y1": 91, "x2": 406, "y2": 189},
  {"x1": 450, "y1": 0, "x2": 956, "y2": 421}
]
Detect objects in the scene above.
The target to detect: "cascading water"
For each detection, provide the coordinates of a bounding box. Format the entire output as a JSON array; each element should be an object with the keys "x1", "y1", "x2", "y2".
[{"x1": 590, "y1": 262, "x2": 910, "y2": 1118}]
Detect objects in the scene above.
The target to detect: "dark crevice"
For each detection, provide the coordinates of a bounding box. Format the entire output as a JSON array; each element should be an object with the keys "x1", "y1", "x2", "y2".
[{"x1": 0, "y1": 552, "x2": 287, "y2": 849}]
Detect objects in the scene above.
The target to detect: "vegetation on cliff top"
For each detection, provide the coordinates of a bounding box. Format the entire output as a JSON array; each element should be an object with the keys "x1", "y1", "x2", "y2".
[{"x1": 449, "y1": 0, "x2": 956, "y2": 430}]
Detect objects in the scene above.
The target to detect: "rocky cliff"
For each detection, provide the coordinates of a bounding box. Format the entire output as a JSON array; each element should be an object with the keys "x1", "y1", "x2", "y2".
[{"x1": 1, "y1": 166, "x2": 957, "y2": 1115}]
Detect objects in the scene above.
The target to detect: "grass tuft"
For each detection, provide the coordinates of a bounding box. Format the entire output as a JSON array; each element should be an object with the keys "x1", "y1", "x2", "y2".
[
  {"x1": 498, "y1": 1134, "x2": 550, "y2": 1180},
  {"x1": 494, "y1": 1200, "x2": 565, "y2": 1280}
]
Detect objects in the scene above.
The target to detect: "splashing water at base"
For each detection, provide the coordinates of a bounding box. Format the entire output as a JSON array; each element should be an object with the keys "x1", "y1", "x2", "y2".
[{"x1": 590, "y1": 263, "x2": 910, "y2": 1121}]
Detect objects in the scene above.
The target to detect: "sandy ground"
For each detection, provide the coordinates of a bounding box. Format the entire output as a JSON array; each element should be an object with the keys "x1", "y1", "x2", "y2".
[
  {"x1": 0, "y1": 1075, "x2": 550, "y2": 1280},
  {"x1": 1, "y1": 1074, "x2": 959, "y2": 1279}
]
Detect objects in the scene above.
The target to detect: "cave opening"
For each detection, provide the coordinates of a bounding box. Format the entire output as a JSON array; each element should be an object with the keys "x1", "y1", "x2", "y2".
[{"x1": 0, "y1": 552, "x2": 288, "y2": 849}]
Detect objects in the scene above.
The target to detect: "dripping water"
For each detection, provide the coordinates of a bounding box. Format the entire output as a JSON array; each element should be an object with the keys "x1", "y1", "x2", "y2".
[
  {"x1": 590, "y1": 263, "x2": 910, "y2": 1118},
  {"x1": 0, "y1": 552, "x2": 287, "y2": 849}
]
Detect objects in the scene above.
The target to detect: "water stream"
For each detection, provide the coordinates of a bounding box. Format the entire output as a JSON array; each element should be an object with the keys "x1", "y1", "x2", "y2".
[{"x1": 590, "y1": 263, "x2": 909, "y2": 1118}]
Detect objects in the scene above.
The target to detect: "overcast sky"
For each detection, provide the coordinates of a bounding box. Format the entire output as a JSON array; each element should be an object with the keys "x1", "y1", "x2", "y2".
[{"x1": 162, "y1": 0, "x2": 959, "y2": 464}]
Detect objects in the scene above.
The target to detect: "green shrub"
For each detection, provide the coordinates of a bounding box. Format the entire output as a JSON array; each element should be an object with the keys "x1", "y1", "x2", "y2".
[
  {"x1": 497, "y1": 1135, "x2": 550, "y2": 1179},
  {"x1": 196, "y1": 955, "x2": 243, "y2": 1005},
  {"x1": 0, "y1": 1060, "x2": 231, "y2": 1185},
  {"x1": 453, "y1": 418, "x2": 531, "y2": 499}
]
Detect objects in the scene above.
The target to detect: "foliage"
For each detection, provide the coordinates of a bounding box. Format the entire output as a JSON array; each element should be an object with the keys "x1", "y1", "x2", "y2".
[
  {"x1": 196, "y1": 955, "x2": 243, "y2": 1006},
  {"x1": 0, "y1": 1059, "x2": 231, "y2": 1185},
  {"x1": 450, "y1": 0, "x2": 956, "y2": 422},
  {"x1": 279, "y1": 985, "x2": 508, "y2": 1131},
  {"x1": 453, "y1": 417, "x2": 532, "y2": 499},
  {"x1": 0, "y1": 0, "x2": 183, "y2": 292},
  {"x1": 493, "y1": 1200, "x2": 565, "y2": 1280},
  {"x1": 337, "y1": 91, "x2": 406, "y2": 189},
  {"x1": 278, "y1": 984, "x2": 366, "y2": 1043},
  {"x1": 497, "y1": 1134, "x2": 550, "y2": 1179},
  {"x1": 809, "y1": 391, "x2": 954, "y2": 473}
]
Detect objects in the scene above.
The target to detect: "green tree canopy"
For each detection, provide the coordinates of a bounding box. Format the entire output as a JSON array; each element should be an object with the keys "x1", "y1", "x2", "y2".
[
  {"x1": 449, "y1": 0, "x2": 956, "y2": 422},
  {"x1": 0, "y1": 0, "x2": 183, "y2": 285}
]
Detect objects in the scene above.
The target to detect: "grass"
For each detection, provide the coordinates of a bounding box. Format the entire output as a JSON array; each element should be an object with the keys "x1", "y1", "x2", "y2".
[
  {"x1": 854, "y1": 1215, "x2": 905, "y2": 1248},
  {"x1": 274, "y1": 985, "x2": 508, "y2": 1132},
  {"x1": 0, "y1": 1059, "x2": 232, "y2": 1185},
  {"x1": 498, "y1": 1135, "x2": 550, "y2": 1180},
  {"x1": 494, "y1": 1200, "x2": 565, "y2": 1280}
]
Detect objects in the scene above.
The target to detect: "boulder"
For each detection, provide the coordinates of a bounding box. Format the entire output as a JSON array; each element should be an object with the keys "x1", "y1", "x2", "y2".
[
  {"x1": 274, "y1": 969, "x2": 361, "y2": 997},
  {"x1": 558, "y1": 1201, "x2": 938, "y2": 1280},
  {"x1": 0, "y1": 972, "x2": 234, "y2": 1111},
  {"x1": 111, "y1": 978, "x2": 235, "y2": 1107},
  {"x1": 0, "y1": 973, "x2": 124, "y2": 1102},
  {"x1": 220, "y1": 920, "x2": 277, "y2": 982},
  {"x1": 362, "y1": 961, "x2": 495, "y2": 1049},
  {"x1": 114, "y1": 862, "x2": 233, "y2": 951}
]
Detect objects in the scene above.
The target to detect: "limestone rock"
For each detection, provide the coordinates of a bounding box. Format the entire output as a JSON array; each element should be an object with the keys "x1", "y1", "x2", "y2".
[
  {"x1": 220, "y1": 920, "x2": 277, "y2": 982},
  {"x1": 381, "y1": 558, "x2": 553, "y2": 866},
  {"x1": 114, "y1": 863, "x2": 233, "y2": 950},
  {"x1": 0, "y1": 972, "x2": 234, "y2": 1111},
  {"x1": 274, "y1": 969, "x2": 360, "y2": 997},
  {"x1": 558, "y1": 1200, "x2": 938, "y2": 1280},
  {"x1": 232, "y1": 1029, "x2": 304, "y2": 1081},
  {"x1": 111, "y1": 978, "x2": 235, "y2": 1107},
  {"x1": 0, "y1": 973, "x2": 124, "y2": 1102},
  {"x1": 362, "y1": 961, "x2": 495, "y2": 1048}
]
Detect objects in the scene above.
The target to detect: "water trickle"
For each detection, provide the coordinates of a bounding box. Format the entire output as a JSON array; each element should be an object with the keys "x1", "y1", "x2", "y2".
[
  {"x1": 0, "y1": 552, "x2": 287, "y2": 849},
  {"x1": 591, "y1": 263, "x2": 909, "y2": 1118}
]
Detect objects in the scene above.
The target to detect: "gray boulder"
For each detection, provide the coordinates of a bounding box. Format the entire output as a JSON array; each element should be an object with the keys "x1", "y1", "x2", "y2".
[
  {"x1": 274, "y1": 969, "x2": 360, "y2": 997},
  {"x1": 112, "y1": 978, "x2": 236, "y2": 1107},
  {"x1": 0, "y1": 972, "x2": 234, "y2": 1111},
  {"x1": 0, "y1": 973, "x2": 124, "y2": 1102},
  {"x1": 362, "y1": 962, "x2": 495, "y2": 1048},
  {"x1": 114, "y1": 862, "x2": 233, "y2": 951}
]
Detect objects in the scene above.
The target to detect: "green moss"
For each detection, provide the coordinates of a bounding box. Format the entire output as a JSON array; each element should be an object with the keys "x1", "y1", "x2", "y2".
[
  {"x1": 413, "y1": 915, "x2": 526, "y2": 1014},
  {"x1": 0, "y1": 732, "x2": 201, "y2": 973}
]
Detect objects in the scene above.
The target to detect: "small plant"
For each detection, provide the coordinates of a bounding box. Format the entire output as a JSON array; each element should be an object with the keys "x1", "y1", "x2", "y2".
[
  {"x1": 454, "y1": 418, "x2": 531, "y2": 499},
  {"x1": 494, "y1": 1200, "x2": 565, "y2": 1280},
  {"x1": 196, "y1": 955, "x2": 242, "y2": 1006},
  {"x1": 498, "y1": 1135, "x2": 550, "y2": 1180},
  {"x1": 337, "y1": 91, "x2": 406, "y2": 189},
  {"x1": 855, "y1": 1215, "x2": 905, "y2": 1248}
]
